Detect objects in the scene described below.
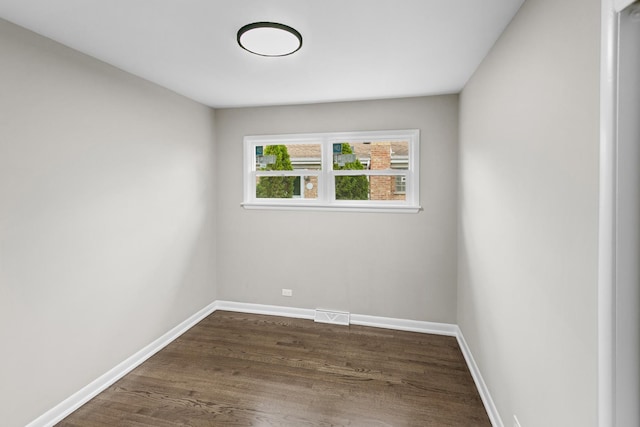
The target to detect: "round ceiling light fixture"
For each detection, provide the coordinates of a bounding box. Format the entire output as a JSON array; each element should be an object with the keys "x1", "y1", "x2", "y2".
[{"x1": 237, "y1": 22, "x2": 302, "y2": 57}]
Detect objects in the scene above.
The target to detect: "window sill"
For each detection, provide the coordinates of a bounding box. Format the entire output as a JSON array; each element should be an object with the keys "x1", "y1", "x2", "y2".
[{"x1": 241, "y1": 202, "x2": 422, "y2": 214}]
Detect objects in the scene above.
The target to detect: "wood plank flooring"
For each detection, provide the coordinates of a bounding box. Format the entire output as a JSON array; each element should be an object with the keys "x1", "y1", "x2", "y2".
[{"x1": 57, "y1": 311, "x2": 491, "y2": 426}]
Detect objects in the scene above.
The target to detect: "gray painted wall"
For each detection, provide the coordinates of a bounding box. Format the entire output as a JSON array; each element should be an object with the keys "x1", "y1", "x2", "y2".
[
  {"x1": 0, "y1": 19, "x2": 217, "y2": 427},
  {"x1": 458, "y1": 0, "x2": 601, "y2": 425},
  {"x1": 215, "y1": 96, "x2": 459, "y2": 323}
]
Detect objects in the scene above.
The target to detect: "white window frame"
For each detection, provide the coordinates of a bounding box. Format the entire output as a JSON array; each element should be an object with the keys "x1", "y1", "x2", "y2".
[{"x1": 242, "y1": 129, "x2": 421, "y2": 213}]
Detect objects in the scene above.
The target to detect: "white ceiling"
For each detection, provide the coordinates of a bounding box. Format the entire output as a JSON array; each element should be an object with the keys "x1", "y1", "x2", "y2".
[{"x1": 0, "y1": 0, "x2": 524, "y2": 108}]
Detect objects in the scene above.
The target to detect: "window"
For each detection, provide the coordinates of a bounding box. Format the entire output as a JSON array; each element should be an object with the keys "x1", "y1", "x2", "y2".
[
  {"x1": 242, "y1": 129, "x2": 420, "y2": 213},
  {"x1": 394, "y1": 176, "x2": 407, "y2": 194}
]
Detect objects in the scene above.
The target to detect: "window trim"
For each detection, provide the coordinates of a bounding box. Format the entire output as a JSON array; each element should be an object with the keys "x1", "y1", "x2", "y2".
[{"x1": 242, "y1": 129, "x2": 421, "y2": 213}]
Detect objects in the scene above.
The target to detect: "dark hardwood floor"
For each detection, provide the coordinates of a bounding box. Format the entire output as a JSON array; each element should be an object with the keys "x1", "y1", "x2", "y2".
[{"x1": 57, "y1": 311, "x2": 491, "y2": 426}]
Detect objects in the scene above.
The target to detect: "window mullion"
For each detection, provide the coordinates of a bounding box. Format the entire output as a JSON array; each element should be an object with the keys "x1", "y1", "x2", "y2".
[{"x1": 321, "y1": 138, "x2": 334, "y2": 203}]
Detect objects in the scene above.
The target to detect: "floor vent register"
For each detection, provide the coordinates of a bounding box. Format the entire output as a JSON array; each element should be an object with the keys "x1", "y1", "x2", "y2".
[{"x1": 314, "y1": 309, "x2": 350, "y2": 326}]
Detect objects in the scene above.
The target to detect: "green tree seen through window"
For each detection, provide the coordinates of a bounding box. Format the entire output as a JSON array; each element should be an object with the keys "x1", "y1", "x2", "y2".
[
  {"x1": 256, "y1": 145, "x2": 296, "y2": 198},
  {"x1": 334, "y1": 143, "x2": 369, "y2": 200}
]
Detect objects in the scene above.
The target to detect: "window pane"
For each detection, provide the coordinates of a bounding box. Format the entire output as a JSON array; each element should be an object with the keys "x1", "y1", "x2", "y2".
[
  {"x1": 370, "y1": 175, "x2": 407, "y2": 200},
  {"x1": 335, "y1": 175, "x2": 370, "y2": 200},
  {"x1": 333, "y1": 141, "x2": 409, "y2": 171},
  {"x1": 255, "y1": 143, "x2": 321, "y2": 171},
  {"x1": 335, "y1": 175, "x2": 407, "y2": 201},
  {"x1": 288, "y1": 144, "x2": 322, "y2": 170},
  {"x1": 256, "y1": 175, "x2": 318, "y2": 199}
]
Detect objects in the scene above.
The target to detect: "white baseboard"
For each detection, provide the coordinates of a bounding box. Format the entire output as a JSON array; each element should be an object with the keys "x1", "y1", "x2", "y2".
[
  {"x1": 455, "y1": 326, "x2": 504, "y2": 427},
  {"x1": 350, "y1": 313, "x2": 458, "y2": 336},
  {"x1": 28, "y1": 300, "x2": 502, "y2": 427},
  {"x1": 26, "y1": 301, "x2": 218, "y2": 427},
  {"x1": 214, "y1": 301, "x2": 459, "y2": 336},
  {"x1": 214, "y1": 300, "x2": 316, "y2": 320}
]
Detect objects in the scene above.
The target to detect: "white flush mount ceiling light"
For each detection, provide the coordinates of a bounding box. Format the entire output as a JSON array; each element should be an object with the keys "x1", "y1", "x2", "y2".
[{"x1": 237, "y1": 22, "x2": 302, "y2": 57}]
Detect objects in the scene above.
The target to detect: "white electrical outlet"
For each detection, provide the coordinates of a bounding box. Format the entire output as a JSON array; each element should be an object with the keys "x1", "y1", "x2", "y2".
[
  {"x1": 513, "y1": 415, "x2": 522, "y2": 427},
  {"x1": 282, "y1": 288, "x2": 293, "y2": 297}
]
